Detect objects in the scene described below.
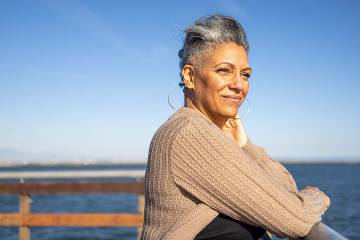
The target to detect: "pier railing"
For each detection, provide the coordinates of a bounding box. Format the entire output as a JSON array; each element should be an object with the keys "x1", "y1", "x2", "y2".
[
  {"x1": 0, "y1": 170, "x2": 145, "y2": 240},
  {"x1": 0, "y1": 170, "x2": 349, "y2": 240}
]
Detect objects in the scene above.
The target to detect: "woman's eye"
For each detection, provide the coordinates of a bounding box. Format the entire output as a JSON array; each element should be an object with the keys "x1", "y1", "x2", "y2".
[
  {"x1": 241, "y1": 72, "x2": 251, "y2": 79},
  {"x1": 216, "y1": 68, "x2": 231, "y2": 73}
]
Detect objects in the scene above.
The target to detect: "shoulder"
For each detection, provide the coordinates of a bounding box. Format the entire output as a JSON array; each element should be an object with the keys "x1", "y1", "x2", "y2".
[
  {"x1": 149, "y1": 107, "x2": 235, "y2": 151},
  {"x1": 152, "y1": 114, "x2": 206, "y2": 143},
  {"x1": 172, "y1": 115, "x2": 237, "y2": 153},
  {"x1": 148, "y1": 110, "x2": 200, "y2": 148},
  {"x1": 151, "y1": 107, "x2": 214, "y2": 141}
]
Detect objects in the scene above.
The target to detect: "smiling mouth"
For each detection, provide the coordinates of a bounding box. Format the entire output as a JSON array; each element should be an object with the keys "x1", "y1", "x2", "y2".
[{"x1": 222, "y1": 95, "x2": 242, "y2": 104}]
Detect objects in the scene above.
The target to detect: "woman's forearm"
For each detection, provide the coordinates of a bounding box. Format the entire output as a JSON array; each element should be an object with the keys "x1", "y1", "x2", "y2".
[
  {"x1": 171, "y1": 118, "x2": 330, "y2": 238},
  {"x1": 241, "y1": 137, "x2": 299, "y2": 193},
  {"x1": 222, "y1": 116, "x2": 298, "y2": 193}
]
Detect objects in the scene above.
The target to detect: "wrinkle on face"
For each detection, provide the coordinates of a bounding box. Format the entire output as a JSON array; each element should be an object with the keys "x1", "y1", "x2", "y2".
[{"x1": 184, "y1": 41, "x2": 251, "y2": 128}]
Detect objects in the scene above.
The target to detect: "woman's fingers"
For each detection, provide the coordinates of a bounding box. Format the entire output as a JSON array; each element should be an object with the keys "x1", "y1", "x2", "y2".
[
  {"x1": 304, "y1": 186, "x2": 320, "y2": 191},
  {"x1": 303, "y1": 186, "x2": 331, "y2": 210},
  {"x1": 223, "y1": 114, "x2": 247, "y2": 147}
]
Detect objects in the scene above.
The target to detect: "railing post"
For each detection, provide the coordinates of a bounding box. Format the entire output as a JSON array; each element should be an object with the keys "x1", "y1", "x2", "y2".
[
  {"x1": 19, "y1": 193, "x2": 31, "y2": 240},
  {"x1": 137, "y1": 194, "x2": 144, "y2": 240}
]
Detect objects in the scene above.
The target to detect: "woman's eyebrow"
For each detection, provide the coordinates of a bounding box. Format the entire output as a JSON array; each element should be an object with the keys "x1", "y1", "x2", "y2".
[
  {"x1": 241, "y1": 67, "x2": 252, "y2": 73},
  {"x1": 215, "y1": 62, "x2": 234, "y2": 67},
  {"x1": 215, "y1": 62, "x2": 252, "y2": 72}
]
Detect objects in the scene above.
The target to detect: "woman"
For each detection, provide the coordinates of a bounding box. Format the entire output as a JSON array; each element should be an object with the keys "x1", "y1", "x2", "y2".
[{"x1": 140, "y1": 14, "x2": 330, "y2": 240}]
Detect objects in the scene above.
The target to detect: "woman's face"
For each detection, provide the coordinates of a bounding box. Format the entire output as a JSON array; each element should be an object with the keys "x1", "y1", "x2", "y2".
[{"x1": 183, "y1": 41, "x2": 251, "y2": 127}]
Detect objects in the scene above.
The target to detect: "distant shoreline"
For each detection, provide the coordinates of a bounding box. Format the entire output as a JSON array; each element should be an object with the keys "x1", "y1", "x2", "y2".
[
  {"x1": 0, "y1": 160, "x2": 359, "y2": 167},
  {"x1": 0, "y1": 160, "x2": 146, "y2": 167}
]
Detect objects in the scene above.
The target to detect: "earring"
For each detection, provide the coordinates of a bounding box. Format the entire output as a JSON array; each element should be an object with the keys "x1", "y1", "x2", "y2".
[{"x1": 167, "y1": 82, "x2": 184, "y2": 111}]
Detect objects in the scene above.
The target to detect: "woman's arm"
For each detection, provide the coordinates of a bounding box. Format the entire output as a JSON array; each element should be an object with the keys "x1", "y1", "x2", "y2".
[
  {"x1": 222, "y1": 114, "x2": 298, "y2": 192},
  {"x1": 242, "y1": 138, "x2": 299, "y2": 193},
  {"x1": 171, "y1": 117, "x2": 330, "y2": 238}
]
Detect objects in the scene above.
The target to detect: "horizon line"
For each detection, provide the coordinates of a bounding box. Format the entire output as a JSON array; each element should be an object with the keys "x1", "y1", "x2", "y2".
[{"x1": 0, "y1": 158, "x2": 360, "y2": 167}]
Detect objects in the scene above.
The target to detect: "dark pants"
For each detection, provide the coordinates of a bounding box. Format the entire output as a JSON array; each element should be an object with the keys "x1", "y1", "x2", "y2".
[{"x1": 194, "y1": 213, "x2": 269, "y2": 240}]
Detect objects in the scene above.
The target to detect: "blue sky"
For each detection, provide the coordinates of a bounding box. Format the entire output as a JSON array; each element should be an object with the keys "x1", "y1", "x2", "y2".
[{"x1": 0, "y1": 0, "x2": 359, "y2": 164}]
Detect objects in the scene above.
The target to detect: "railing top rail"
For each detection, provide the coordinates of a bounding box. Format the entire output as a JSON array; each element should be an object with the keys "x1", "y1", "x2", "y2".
[
  {"x1": 0, "y1": 170, "x2": 145, "y2": 179},
  {"x1": 305, "y1": 222, "x2": 349, "y2": 240}
]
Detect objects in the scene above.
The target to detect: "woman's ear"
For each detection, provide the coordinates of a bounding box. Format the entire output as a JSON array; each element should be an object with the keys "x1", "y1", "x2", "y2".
[{"x1": 181, "y1": 64, "x2": 195, "y2": 89}]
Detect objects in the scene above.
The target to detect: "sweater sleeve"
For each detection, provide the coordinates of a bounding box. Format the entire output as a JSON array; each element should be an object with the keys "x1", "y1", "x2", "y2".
[
  {"x1": 170, "y1": 118, "x2": 330, "y2": 238},
  {"x1": 241, "y1": 138, "x2": 299, "y2": 193}
]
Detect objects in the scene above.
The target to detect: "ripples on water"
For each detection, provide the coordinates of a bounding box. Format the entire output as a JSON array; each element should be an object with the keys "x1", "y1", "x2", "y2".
[
  {"x1": 288, "y1": 163, "x2": 360, "y2": 240},
  {"x1": 0, "y1": 163, "x2": 359, "y2": 239}
]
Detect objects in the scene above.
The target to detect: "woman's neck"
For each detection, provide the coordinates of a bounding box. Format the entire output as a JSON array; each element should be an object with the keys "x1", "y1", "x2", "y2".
[{"x1": 184, "y1": 100, "x2": 226, "y2": 129}]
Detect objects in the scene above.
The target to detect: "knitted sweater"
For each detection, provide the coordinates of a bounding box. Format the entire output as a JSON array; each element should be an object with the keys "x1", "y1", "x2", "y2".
[{"x1": 140, "y1": 106, "x2": 330, "y2": 240}]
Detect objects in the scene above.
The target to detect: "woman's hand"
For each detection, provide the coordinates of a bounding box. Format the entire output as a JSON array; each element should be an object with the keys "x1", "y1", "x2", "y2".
[
  {"x1": 222, "y1": 113, "x2": 248, "y2": 147},
  {"x1": 298, "y1": 186, "x2": 331, "y2": 214},
  {"x1": 303, "y1": 186, "x2": 331, "y2": 210}
]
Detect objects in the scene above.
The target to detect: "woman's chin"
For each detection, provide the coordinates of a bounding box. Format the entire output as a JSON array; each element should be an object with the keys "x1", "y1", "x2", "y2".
[{"x1": 220, "y1": 107, "x2": 239, "y2": 119}]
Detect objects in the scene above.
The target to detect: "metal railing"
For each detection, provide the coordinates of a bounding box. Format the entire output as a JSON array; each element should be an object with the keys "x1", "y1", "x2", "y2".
[{"x1": 306, "y1": 222, "x2": 348, "y2": 240}]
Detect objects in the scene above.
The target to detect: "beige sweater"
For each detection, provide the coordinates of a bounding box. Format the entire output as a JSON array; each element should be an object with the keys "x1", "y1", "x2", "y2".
[{"x1": 140, "y1": 106, "x2": 330, "y2": 239}]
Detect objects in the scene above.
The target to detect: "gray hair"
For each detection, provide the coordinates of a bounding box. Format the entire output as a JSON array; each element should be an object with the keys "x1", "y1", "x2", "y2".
[{"x1": 178, "y1": 14, "x2": 249, "y2": 87}]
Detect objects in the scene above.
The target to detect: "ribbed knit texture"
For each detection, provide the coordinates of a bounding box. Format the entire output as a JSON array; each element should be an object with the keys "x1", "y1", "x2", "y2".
[{"x1": 140, "y1": 107, "x2": 330, "y2": 240}]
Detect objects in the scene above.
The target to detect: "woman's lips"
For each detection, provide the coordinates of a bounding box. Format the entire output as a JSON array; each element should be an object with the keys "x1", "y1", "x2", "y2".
[{"x1": 222, "y1": 95, "x2": 242, "y2": 104}]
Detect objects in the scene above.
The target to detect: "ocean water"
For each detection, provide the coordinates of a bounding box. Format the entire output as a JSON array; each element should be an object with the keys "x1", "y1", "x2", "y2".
[{"x1": 0, "y1": 163, "x2": 359, "y2": 240}]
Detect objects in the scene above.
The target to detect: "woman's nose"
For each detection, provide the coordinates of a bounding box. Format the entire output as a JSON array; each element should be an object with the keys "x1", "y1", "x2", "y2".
[{"x1": 228, "y1": 74, "x2": 244, "y2": 91}]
